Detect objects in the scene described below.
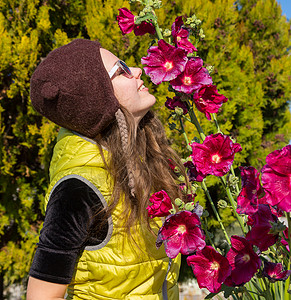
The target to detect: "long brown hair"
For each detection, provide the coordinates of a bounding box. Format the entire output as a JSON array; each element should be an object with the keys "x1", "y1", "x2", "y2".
[{"x1": 95, "y1": 107, "x2": 188, "y2": 233}]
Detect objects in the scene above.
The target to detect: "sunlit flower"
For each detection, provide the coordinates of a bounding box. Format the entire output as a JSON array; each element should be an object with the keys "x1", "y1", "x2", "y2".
[
  {"x1": 141, "y1": 39, "x2": 188, "y2": 85},
  {"x1": 190, "y1": 134, "x2": 242, "y2": 177},
  {"x1": 147, "y1": 190, "x2": 172, "y2": 218},
  {"x1": 261, "y1": 145, "x2": 291, "y2": 212},
  {"x1": 184, "y1": 160, "x2": 206, "y2": 182},
  {"x1": 246, "y1": 204, "x2": 279, "y2": 251},
  {"x1": 156, "y1": 210, "x2": 205, "y2": 258},
  {"x1": 171, "y1": 16, "x2": 197, "y2": 53},
  {"x1": 193, "y1": 85, "x2": 228, "y2": 120},
  {"x1": 187, "y1": 246, "x2": 231, "y2": 293},
  {"x1": 236, "y1": 166, "x2": 263, "y2": 215},
  {"x1": 263, "y1": 262, "x2": 291, "y2": 283},
  {"x1": 117, "y1": 8, "x2": 135, "y2": 35},
  {"x1": 170, "y1": 57, "x2": 212, "y2": 94},
  {"x1": 225, "y1": 236, "x2": 261, "y2": 286},
  {"x1": 117, "y1": 8, "x2": 155, "y2": 36},
  {"x1": 165, "y1": 96, "x2": 188, "y2": 114}
]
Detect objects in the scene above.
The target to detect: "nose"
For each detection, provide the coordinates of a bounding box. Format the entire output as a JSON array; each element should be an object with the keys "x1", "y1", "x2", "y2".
[{"x1": 131, "y1": 67, "x2": 142, "y2": 79}]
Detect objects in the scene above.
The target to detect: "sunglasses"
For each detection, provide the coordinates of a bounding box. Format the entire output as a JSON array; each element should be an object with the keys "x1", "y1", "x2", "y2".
[{"x1": 108, "y1": 60, "x2": 134, "y2": 79}]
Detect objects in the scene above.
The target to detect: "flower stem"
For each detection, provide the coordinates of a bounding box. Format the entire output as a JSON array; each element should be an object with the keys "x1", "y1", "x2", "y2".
[
  {"x1": 179, "y1": 118, "x2": 191, "y2": 152},
  {"x1": 230, "y1": 165, "x2": 241, "y2": 195},
  {"x1": 201, "y1": 180, "x2": 231, "y2": 244},
  {"x1": 187, "y1": 103, "x2": 206, "y2": 141},
  {"x1": 262, "y1": 277, "x2": 273, "y2": 300},
  {"x1": 211, "y1": 113, "x2": 222, "y2": 133},
  {"x1": 221, "y1": 177, "x2": 247, "y2": 235},
  {"x1": 200, "y1": 219, "x2": 216, "y2": 250},
  {"x1": 243, "y1": 289, "x2": 254, "y2": 300},
  {"x1": 151, "y1": 9, "x2": 163, "y2": 40}
]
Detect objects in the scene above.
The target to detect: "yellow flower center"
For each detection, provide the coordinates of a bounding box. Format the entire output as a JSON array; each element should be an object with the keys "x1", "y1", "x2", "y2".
[
  {"x1": 183, "y1": 76, "x2": 192, "y2": 85},
  {"x1": 177, "y1": 225, "x2": 186, "y2": 234},
  {"x1": 212, "y1": 154, "x2": 221, "y2": 163},
  {"x1": 177, "y1": 36, "x2": 182, "y2": 42},
  {"x1": 164, "y1": 61, "x2": 173, "y2": 71},
  {"x1": 242, "y1": 254, "x2": 250, "y2": 263},
  {"x1": 210, "y1": 261, "x2": 220, "y2": 271}
]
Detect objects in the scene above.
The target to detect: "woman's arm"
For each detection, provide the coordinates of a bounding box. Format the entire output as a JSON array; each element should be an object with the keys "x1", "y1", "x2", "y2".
[{"x1": 27, "y1": 277, "x2": 67, "y2": 300}]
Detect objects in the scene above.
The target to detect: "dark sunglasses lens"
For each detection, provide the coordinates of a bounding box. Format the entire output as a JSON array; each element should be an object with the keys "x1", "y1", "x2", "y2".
[{"x1": 119, "y1": 61, "x2": 133, "y2": 77}]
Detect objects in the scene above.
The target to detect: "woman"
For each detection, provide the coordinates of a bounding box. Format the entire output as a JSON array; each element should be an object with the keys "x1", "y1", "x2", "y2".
[{"x1": 27, "y1": 39, "x2": 185, "y2": 299}]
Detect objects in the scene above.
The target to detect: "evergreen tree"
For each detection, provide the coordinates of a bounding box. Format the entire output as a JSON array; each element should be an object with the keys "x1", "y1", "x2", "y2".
[{"x1": 0, "y1": 0, "x2": 290, "y2": 296}]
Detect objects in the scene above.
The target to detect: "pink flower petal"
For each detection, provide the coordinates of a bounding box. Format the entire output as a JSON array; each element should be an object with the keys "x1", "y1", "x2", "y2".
[
  {"x1": 226, "y1": 236, "x2": 261, "y2": 286},
  {"x1": 141, "y1": 40, "x2": 188, "y2": 85},
  {"x1": 190, "y1": 134, "x2": 242, "y2": 177},
  {"x1": 156, "y1": 211, "x2": 205, "y2": 258},
  {"x1": 187, "y1": 246, "x2": 231, "y2": 293},
  {"x1": 117, "y1": 8, "x2": 135, "y2": 35},
  {"x1": 246, "y1": 204, "x2": 279, "y2": 251},
  {"x1": 170, "y1": 58, "x2": 212, "y2": 94},
  {"x1": 147, "y1": 190, "x2": 172, "y2": 218}
]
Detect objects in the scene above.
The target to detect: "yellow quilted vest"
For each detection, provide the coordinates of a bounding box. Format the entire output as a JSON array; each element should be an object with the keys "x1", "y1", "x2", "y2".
[{"x1": 45, "y1": 128, "x2": 181, "y2": 299}]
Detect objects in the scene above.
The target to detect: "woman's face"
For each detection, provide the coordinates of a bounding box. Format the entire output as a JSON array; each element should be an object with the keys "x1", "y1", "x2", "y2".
[{"x1": 100, "y1": 49, "x2": 156, "y2": 125}]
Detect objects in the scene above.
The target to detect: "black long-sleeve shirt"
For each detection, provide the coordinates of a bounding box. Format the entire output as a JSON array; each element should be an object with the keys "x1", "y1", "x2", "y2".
[{"x1": 29, "y1": 178, "x2": 109, "y2": 284}]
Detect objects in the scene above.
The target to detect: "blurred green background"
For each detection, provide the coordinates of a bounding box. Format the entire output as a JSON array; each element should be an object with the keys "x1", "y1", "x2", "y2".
[{"x1": 0, "y1": 0, "x2": 290, "y2": 298}]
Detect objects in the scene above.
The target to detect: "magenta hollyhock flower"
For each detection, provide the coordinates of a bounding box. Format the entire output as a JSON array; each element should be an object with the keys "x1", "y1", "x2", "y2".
[
  {"x1": 165, "y1": 96, "x2": 188, "y2": 114},
  {"x1": 193, "y1": 85, "x2": 228, "y2": 120},
  {"x1": 147, "y1": 190, "x2": 172, "y2": 218},
  {"x1": 170, "y1": 57, "x2": 212, "y2": 94},
  {"x1": 225, "y1": 236, "x2": 261, "y2": 286},
  {"x1": 246, "y1": 204, "x2": 279, "y2": 251},
  {"x1": 187, "y1": 246, "x2": 231, "y2": 293},
  {"x1": 117, "y1": 8, "x2": 155, "y2": 36},
  {"x1": 156, "y1": 210, "x2": 205, "y2": 258},
  {"x1": 261, "y1": 145, "x2": 291, "y2": 212},
  {"x1": 263, "y1": 261, "x2": 291, "y2": 283},
  {"x1": 184, "y1": 160, "x2": 206, "y2": 182},
  {"x1": 171, "y1": 16, "x2": 197, "y2": 53},
  {"x1": 236, "y1": 166, "x2": 263, "y2": 215},
  {"x1": 190, "y1": 133, "x2": 242, "y2": 177},
  {"x1": 141, "y1": 39, "x2": 188, "y2": 85}
]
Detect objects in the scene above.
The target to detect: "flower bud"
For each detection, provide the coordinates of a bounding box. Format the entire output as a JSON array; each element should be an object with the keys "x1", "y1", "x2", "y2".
[
  {"x1": 163, "y1": 29, "x2": 171, "y2": 37},
  {"x1": 185, "y1": 202, "x2": 195, "y2": 211},
  {"x1": 174, "y1": 166, "x2": 180, "y2": 173},
  {"x1": 202, "y1": 210, "x2": 209, "y2": 217},
  {"x1": 175, "y1": 198, "x2": 185, "y2": 209},
  {"x1": 144, "y1": 6, "x2": 152, "y2": 13},
  {"x1": 199, "y1": 28, "x2": 205, "y2": 39},
  {"x1": 153, "y1": 0, "x2": 162, "y2": 9},
  {"x1": 217, "y1": 200, "x2": 228, "y2": 209},
  {"x1": 178, "y1": 175, "x2": 185, "y2": 182},
  {"x1": 175, "y1": 107, "x2": 184, "y2": 116},
  {"x1": 169, "y1": 207, "x2": 176, "y2": 214},
  {"x1": 206, "y1": 65, "x2": 214, "y2": 74},
  {"x1": 139, "y1": 11, "x2": 145, "y2": 17}
]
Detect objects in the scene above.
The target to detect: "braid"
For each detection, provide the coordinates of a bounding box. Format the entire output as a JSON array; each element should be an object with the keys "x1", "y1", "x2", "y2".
[{"x1": 115, "y1": 109, "x2": 136, "y2": 197}]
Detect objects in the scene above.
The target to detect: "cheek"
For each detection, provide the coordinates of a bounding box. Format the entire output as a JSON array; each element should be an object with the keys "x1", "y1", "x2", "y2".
[{"x1": 112, "y1": 81, "x2": 137, "y2": 107}]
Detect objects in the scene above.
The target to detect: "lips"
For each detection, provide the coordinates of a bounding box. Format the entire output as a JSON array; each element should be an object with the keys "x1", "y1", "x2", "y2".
[{"x1": 138, "y1": 84, "x2": 146, "y2": 91}]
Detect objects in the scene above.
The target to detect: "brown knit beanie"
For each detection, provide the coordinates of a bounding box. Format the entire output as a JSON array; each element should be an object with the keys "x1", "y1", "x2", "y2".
[{"x1": 30, "y1": 39, "x2": 120, "y2": 138}]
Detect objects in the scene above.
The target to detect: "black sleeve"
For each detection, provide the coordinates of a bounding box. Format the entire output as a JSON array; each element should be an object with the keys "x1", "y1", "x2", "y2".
[{"x1": 29, "y1": 178, "x2": 108, "y2": 284}]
